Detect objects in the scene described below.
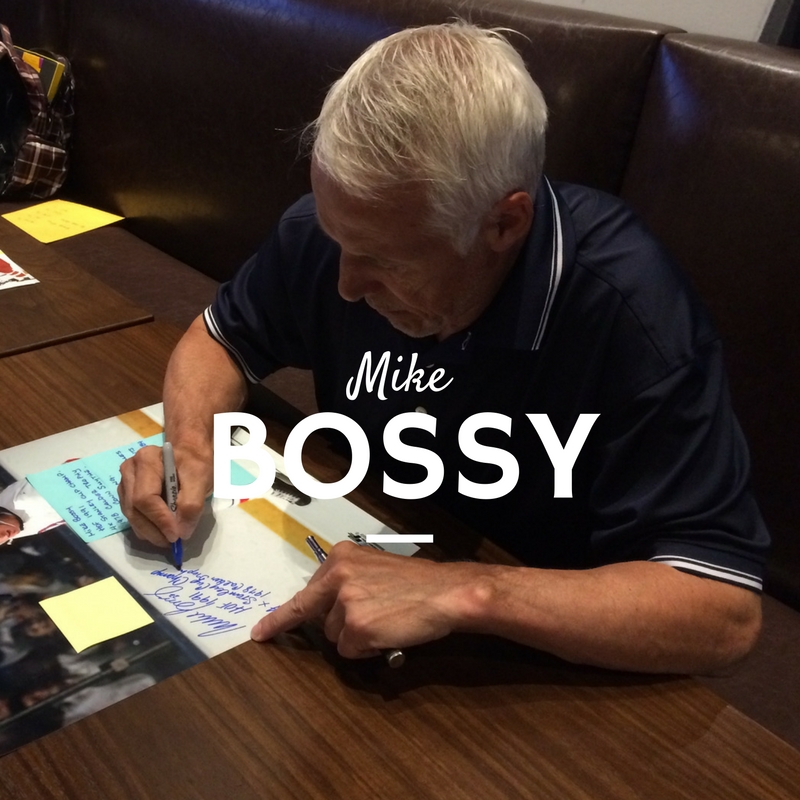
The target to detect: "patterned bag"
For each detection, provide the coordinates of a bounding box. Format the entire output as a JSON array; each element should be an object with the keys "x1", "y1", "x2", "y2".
[{"x1": 0, "y1": 24, "x2": 74, "y2": 198}]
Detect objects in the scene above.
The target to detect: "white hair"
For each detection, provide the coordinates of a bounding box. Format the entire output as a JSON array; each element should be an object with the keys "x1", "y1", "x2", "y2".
[{"x1": 310, "y1": 22, "x2": 549, "y2": 254}]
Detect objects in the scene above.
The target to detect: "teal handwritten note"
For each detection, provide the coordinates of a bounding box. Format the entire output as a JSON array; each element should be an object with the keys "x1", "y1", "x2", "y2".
[
  {"x1": 28, "y1": 435, "x2": 164, "y2": 541},
  {"x1": 27, "y1": 436, "x2": 260, "y2": 542}
]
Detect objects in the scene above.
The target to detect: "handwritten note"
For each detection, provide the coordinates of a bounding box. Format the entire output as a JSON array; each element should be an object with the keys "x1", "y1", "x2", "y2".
[
  {"x1": 87, "y1": 502, "x2": 313, "y2": 657},
  {"x1": 27, "y1": 435, "x2": 261, "y2": 542},
  {"x1": 39, "y1": 577, "x2": 153, "y2": 652},
  {"x1": 2, "y1": 200, "x2": 124, "y2": 243},
  {"x1": 27, "y1": 435, "x2": 163, "y2": 541},
  {"x1": 143, "y1": 568, "x2": 279, "y2": 638}
]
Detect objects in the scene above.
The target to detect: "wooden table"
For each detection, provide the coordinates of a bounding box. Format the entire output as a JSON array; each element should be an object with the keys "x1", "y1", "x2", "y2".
[
  {"x1": 0, "y1": 218, "x2": 152, "y2": 357},
  {"x1": 1, "y1": 322, "x2": 800, "y2": 799}
]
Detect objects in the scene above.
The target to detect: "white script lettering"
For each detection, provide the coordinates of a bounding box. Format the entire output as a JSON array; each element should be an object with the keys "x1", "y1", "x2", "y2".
[{"x1": 346, "y1": 351, "x2": 454, "y2": 400}]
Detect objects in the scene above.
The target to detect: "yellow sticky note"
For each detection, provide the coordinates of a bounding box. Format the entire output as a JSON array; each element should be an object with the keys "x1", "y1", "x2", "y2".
[
  {"x1": 39, "y1": 577, "x2": 153, "y2": 652},
  {"x1": 2, "y1": 200, "x2": 124, "y2": 243}
]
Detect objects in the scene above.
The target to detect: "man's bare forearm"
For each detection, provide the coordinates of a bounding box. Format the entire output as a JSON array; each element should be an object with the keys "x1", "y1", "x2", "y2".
[
  {"x1": 252, "y1": 542, "x2": 762, "y2": 675},
  {"x1": 118, "y1": 315, "x2": 249, "y2": 545},
  {"x1": 163, "y1": 314, "x2": 248, "y2": 467},
  {"x1": 461, "y1": 559, "x2": 761, "y2": 674}
]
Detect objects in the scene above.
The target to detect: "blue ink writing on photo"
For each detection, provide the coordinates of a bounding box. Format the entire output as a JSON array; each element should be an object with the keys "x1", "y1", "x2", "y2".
[{"x1": 144, "y1": 568, "x2": 278, "y2": 637}]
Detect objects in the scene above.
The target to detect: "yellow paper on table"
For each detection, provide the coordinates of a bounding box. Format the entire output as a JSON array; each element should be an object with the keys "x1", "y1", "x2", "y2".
[
  {"x1": 39, "y1": 576, "x2": 153, "y2": 652},
  {"x1": 2, "y1": 200, "x2": 124, "y2": 243}
]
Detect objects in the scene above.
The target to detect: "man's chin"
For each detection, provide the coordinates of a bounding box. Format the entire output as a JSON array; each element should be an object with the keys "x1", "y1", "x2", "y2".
[
  {"x1": 365, "y1": 298, "x2": 442, "y2": 338},
  {"x1": 380, "y1": 311, "x2": 439, "y2": 339}
]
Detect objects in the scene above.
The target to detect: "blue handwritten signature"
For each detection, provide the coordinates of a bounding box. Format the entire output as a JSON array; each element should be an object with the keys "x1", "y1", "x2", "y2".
[{"x1": 144, "y1": 568, "x2": 280, "y2": 637}]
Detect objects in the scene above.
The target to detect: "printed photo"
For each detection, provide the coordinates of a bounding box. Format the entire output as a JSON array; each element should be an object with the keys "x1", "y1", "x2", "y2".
[
  {"x1": 0, "y1": 249, "x2": 38, "y2": 290},
  {"x1": 0, "y1": 526, "x2": 204, "y2": 756}
]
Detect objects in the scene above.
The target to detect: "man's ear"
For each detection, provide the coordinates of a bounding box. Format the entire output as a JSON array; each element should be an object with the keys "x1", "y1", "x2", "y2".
[{"x1": 485, "y1": 191, "x2": 534, "y2": 252}]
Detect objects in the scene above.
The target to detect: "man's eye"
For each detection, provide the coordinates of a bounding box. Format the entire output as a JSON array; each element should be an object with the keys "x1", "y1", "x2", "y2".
[
  {"x1": 358, "y1": 255, "x2": 393, "y2": 269},
  {"x1": 372, "y1": 258, "x2": 400, "y2": 270}
]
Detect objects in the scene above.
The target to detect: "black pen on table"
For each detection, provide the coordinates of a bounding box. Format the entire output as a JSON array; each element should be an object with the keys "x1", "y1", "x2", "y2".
[
  {"x1": 305, "y1": 535, "x2": 405, "y2": 668},
  {"x1": 162, "y1": 441, "x2": 183, "y2": 570}
]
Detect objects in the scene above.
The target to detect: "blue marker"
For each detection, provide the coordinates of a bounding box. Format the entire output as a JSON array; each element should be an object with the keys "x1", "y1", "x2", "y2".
[
  {"x1": 172, "y1": 537, "x2": 183, "y2": 571},
  {"x1": 162, "y1": 441, "x2": 182, "y2": 570}
]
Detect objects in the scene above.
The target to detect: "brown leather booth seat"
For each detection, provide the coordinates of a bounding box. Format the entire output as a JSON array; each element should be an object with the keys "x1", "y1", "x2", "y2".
[
  {"x1": 620, "y1": 36, "x2": 800, "y2": 748},
  {"x1": 621, "y1": 35, "x2": 800, "y2": 610},
  {"x1": 1, "y1": 0, "x2": 67, "y2": 52},
  {"x1": 61, "y1": 0, "x2": 674, "y2": 282}
]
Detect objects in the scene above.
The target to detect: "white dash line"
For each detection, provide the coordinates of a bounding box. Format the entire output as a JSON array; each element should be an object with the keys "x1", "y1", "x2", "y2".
[{"x1": 365, "y1": 534, "x2": 434, "y2": 544}]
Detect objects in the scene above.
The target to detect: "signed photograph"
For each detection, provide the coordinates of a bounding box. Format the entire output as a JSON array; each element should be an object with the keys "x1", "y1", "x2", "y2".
[{"x1": 0, "y1": 526, "x2": 203, "y2": 756}]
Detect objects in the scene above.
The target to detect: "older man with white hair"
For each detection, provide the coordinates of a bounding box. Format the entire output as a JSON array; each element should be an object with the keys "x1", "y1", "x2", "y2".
[{"x1": 119, "y1": 22, "x2": 768, "y2": 674}]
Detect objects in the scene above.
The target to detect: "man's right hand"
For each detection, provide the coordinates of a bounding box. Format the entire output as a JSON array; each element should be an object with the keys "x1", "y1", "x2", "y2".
[
  {"x1": 118, "y1": 313, "x2": 248, "y2": 547},
  {"x1": 118, "y1": 444, "x2": 211, "y2": 547}
]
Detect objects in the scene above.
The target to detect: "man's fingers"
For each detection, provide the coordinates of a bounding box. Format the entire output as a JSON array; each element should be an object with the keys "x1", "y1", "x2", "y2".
[
  {"x1": 170, "y1": 451, "x2": 212, "y2": 539},
  {"x1": 250, "y1": 592, "x2": 381, "y2": 659},
  {"x1": 250, "y1": 583, "x2": 332, "y2": 642},
  {"x1": 336, "y1": 627, "x2": 382, "y2": 660},
  {"x1": 120, "y1": 500, "x2": 172, "y2": 547},
  {"x1": 118, "y1": 446, "x2": 178, "y2": 546},
  {"x1": 322, "y1": 598, "x2": 345, "y2": 644},
  {"x1": 324, "y1": 601, "x2": 383, "y2": 659},
  {"x1": 118, "y1": 444, "x2": 212, "y2": 546},
  {"x1": 250, "y1": 542, "x2": 423, "y2": 660}
]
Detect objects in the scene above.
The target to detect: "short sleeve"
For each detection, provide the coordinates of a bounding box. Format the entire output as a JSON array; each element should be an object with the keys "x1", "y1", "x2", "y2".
[
  {"x1": 204, "y1": 198, "x2": 320, "y2": 382},
  {"x1": 587, "y1": 340, "x2": 770, "y2": 592}
]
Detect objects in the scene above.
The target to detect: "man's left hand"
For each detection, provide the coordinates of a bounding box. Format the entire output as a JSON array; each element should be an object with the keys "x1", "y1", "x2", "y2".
[{"x1": 250, "y1": 542, "x2": 478, "y2": 658}]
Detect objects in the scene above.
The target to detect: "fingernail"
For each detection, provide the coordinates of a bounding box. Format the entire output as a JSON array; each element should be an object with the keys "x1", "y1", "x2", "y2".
[{"x1": 250, "y1": 622, "x2": 263, "y2": 641}]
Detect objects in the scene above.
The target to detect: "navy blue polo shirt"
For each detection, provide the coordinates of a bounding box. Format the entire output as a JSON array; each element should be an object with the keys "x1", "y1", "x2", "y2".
[{"x1": 205, "y1": 178, "x2": 769, "y2": 590}]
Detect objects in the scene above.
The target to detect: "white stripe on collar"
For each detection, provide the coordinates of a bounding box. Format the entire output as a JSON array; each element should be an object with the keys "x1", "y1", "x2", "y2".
[{"x1": 531, "y1": 179, "x2": 564, "y2": 351}]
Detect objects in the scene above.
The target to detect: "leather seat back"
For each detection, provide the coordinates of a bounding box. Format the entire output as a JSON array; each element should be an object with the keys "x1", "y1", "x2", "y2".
[
  {"x1": 622, "y1": 35, "x2": 800, "y2": 607},
  {"x1": 63, "y1": 0, "x2": 675, "y2": 280}
]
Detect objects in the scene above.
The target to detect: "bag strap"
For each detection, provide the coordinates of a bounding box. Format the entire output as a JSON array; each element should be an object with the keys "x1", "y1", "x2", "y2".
[{"x1": 0, "y1": 25, "x2": 48, "y2": 133}]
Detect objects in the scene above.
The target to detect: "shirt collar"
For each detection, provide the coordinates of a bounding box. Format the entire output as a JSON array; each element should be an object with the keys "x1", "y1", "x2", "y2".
[{"x1": 429, "y1": 176, "x2": 568, "y2": 363}]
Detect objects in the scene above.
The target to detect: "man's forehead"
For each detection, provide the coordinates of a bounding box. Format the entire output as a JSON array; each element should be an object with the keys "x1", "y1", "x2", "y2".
[{"x1": 312, "y1": 166, "x2": 436, "y2": 250}]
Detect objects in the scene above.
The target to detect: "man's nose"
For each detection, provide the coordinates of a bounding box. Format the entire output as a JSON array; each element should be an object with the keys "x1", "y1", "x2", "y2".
[{"x1": 337, "y1": 254, "x2": 372, "y2": 302}]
